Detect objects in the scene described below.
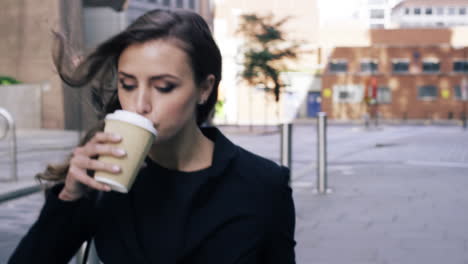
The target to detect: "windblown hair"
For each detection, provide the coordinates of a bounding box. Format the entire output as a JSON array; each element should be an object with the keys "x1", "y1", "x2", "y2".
[{"x1": 37, "y1": 8, "x2": 222, "y2": 183}]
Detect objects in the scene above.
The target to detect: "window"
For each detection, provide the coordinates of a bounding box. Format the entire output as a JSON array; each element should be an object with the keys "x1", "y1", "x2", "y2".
[
  {"x1": 329, "y1": 60, "x2": 348, "y2": 73},
  {"x1": 454, "y1": 85, "x2": 462, "y2": 99},
  {"x1": 460, "y1": 7, "x2": 467, "y2": 15},
  {"x1": 454, "y1": 84, "x2": 468, "y2": 100},
  {"x1": 377, "y1": 87, "x2": 392, "y2": 104},
  {"x1": 414, "y1": 7, "x2": 421, "y2": 15},
  {"x1": 425, "y1": 7, "x2": 433, "y2": 15},
  {"x1": 370, "y1": 24, "x2": 385, "y2": 29},
  {"x1": 448, "y1": 7, "x2": 456, "y2": 15},
  {"x1": 163, "y1": 0, "x2": 171, "y2": 6},
  {"x1": 418, "y1": 85, "x2": 438, "y2": 100},
  {"x1": 333, "y1": 85, "x2": 365, "y2": 103},
  {"x1": 436, "y1": 7, "x2": 444, "y2": 15},
  {"x1": 369, "y1": 0, "x2": 386, "y2": 4},
  {"x1": 405, "y1": 8, "x2": 410, "y2": 15},
  {"x1": 360, "y1": 60, "x2": 379, "y2": 73},
  {"x1": 370, "y1": 9, "x2": 385, "y2": 19},
  {"x1": 392, "y1": 60, "x2": 409, "y2": 73},
  {"x1": 176, "y1": 0, "x2": 184, "y2": 8},
  {"x1": 189, "y1": 0, "x2": 195, "y2": 9},
  {"x1": 453, "y1": 60, "x2": 468, "y2": 72},
  {"x1": 422, "y1": 59, "x2": 440, "y2": 73},
  {"x1": 339, "y1": 91, "x2": 350, "y2": 99}
]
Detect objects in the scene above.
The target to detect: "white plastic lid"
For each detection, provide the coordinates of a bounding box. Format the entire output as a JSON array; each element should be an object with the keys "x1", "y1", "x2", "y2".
[{"x1": 105, "y1": 110, "x2": 157, "y2": 136}]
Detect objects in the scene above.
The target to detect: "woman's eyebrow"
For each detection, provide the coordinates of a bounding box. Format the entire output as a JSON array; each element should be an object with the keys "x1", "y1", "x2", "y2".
[
  {"x1": 149, "y1": 74, "x2": 180, "y2": 81},
  {"x1": 118, "y1": 71, "x2": 179, "y2": 81},
  {"x1": 118, "y1": 71, "x2": 136, "y2": 79}
]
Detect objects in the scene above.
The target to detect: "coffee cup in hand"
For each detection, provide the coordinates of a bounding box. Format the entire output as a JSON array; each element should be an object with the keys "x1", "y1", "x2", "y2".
[{"x1": 95, "y1": 110, "x2": 157, "y2": 193}]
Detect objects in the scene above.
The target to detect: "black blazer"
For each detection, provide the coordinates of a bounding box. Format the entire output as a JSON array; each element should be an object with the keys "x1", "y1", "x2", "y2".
[{"x1": 9, "y1": 127, "x2": 296, "y2": 264}]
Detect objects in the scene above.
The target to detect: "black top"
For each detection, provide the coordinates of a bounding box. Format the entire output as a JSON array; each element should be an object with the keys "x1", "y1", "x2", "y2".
[{"x1": 9, "y1": 127, "x2": 296, "y2": 264}]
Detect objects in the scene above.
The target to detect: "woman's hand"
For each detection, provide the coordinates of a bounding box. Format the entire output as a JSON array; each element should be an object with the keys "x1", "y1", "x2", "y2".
[{"x1": 58, "y1": 132, "x2": 126, "y2": 201}]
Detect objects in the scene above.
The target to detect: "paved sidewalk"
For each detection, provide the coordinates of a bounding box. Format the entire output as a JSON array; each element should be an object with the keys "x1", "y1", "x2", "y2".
[
  {"x1": 226, "y1": 124, "x2": 468, "y2": 263},
  {"x1": 1, "y1": 125, "x2": 468, "y2": 263}
]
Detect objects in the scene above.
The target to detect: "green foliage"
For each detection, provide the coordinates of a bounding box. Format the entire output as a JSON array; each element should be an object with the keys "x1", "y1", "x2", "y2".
[
  {"x1": 237, "y1": 13, "x2": 300, "y2": 102},
  {"x1": 215, "y1": 100, "x2": 225, "y2": 116},
  {"x1": 0, "y1": 76, "x2": 21, "y2": 85}
]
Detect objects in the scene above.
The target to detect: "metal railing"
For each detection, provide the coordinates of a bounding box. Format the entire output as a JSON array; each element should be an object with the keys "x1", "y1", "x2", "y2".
[{"x1": 0, "y1": 107, "x2": 18, "y2": 182}]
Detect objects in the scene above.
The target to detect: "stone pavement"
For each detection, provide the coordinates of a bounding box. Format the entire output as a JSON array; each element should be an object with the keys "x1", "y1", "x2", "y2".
[{"x1": 1, "y1": 125, "x2": 468, "y2": 263}]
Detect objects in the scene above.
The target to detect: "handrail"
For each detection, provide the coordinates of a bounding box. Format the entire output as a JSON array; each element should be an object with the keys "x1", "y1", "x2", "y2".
[{"x1": 0, "y1": 107, "x2": 18, "y2": 181}]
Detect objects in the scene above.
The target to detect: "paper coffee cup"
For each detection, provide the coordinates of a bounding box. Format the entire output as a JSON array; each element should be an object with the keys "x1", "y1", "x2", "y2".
[{"x1": 94, "y1": 110, "x2": 157, "y2": 193}]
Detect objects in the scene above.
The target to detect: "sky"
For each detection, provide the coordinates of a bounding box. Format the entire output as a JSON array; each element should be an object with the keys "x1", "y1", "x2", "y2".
[{"x1": 317, "y1": 0, "x2": 363, "y2": 24}]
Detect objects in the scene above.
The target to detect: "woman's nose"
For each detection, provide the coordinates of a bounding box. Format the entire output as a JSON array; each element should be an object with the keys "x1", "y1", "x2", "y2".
[{"x1": 135, "y1": 89, "x2": 152, "y2": 116}]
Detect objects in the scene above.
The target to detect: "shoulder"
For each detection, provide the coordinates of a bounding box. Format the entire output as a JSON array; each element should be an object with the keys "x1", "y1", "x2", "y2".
[{"x1": 232, "y1": 146, "x2": 290, "y2": 188}]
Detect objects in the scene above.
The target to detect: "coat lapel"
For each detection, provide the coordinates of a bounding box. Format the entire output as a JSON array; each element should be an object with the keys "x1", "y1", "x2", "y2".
[
  {"x1": 178, "y1": 127, "x2": 244, "y2": 259},
  {"x1": 109, "y1": 192, "x2": 150, "y2": 264}
]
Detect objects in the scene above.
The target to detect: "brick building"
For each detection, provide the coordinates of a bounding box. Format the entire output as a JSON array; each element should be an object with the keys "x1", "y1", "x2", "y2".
[{"x1": 321, "y1": 28, "x2": 468, "y2": 120}]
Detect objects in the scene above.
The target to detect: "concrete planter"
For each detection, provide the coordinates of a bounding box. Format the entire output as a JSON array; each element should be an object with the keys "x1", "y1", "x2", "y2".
[{"x1": 0, "y1": 83, "x2": 45, "y2": 129}]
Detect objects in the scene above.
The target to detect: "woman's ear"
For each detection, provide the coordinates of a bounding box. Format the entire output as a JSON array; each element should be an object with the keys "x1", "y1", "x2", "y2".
[{"x1": 198, "y1": 74, "x2": 215, "y2": 104}]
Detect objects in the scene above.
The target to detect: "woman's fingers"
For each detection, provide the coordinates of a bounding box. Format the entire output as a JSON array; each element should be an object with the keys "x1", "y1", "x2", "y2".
[
  {"x1": 62, "y1": 132, "x2": 125, "y2": 199},
  {"x1": 68, "y1": 166, "x2": 111, "y2": 192},
  {"x1": 71, "y1": 155, "x2": 121, "y2": 175},
  {"x1": 90, "y1": 132, "x2": 122, "y2": 144},
  {"x1": 75, "y1": 144, "x2": 126, "y2": 159}
]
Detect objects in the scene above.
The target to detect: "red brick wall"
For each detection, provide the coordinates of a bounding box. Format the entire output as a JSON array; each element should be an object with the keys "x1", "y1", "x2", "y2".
[{"x1": 322, "y1": 44, "x2": 468, "y2": 120}]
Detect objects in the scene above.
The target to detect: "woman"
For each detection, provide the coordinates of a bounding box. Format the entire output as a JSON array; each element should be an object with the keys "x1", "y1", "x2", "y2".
[{"x1": 9, "y1": 8, "x2": 296, "y2": 264}]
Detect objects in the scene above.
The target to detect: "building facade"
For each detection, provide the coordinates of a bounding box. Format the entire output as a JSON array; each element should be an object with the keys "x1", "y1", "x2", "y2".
[
  {"x1": 0, "y1": 0, "x2": 66, "y2": 129},
  {"x1": 127, "y1": 0, "x2": 213, "y2": 27},
  {"x1": 321, "y1": 29, "x2": 468, "y2": 120},
  {"x1": 391, "y1": 0, "x2": 468, "y2": 28},
  {"x1": 0, "y1": 0, "x2": 213, "y2": 129},
  {"x1": 356, "y1": 0, "x2": 403, "y2": 29}
]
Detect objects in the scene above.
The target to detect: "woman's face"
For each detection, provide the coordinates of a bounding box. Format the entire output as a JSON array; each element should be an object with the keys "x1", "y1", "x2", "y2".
[{"x1": 117, "y1": 39, "x2": 210, "y2": 143}]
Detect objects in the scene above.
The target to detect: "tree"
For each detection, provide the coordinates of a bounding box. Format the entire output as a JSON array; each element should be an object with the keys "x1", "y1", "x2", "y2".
[{"x1": 237, "y1": 14, "x2": 300, "y2": 105}]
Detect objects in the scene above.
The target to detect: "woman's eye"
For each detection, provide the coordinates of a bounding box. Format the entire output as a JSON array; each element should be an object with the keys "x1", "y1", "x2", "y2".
[
  {"x1": 156, "y1": 83, "x2": 176, "y2": 93},
  {"x1": 119, "y1": 79, "x2": 135, "y2": 90}
]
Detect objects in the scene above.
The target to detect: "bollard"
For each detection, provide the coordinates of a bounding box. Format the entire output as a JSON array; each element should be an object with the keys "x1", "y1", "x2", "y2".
[
  {"x1": 463, "y1": 116, "x2": 467, "y2": 130},
  {"x1": 0, "y1": 108, "x2": 18, "y2": 182},
  {"x1": 363, "y1": 113, "x2": 370, "y2": 129},
  {"x1": 463, "y1": 112, "x2": 467, "y2": 130},
  {"x1": 280, "y1": 123, "x2": 292, "y2": 170},
  {"x1": 317, "y1": 112, "x2": 328, "y2": 194}
]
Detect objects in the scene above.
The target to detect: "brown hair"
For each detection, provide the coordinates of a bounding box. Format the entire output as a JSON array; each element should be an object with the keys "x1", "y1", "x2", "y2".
[{"x1": 37, "y1": 8, "x2": 222, "y2": 183}]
